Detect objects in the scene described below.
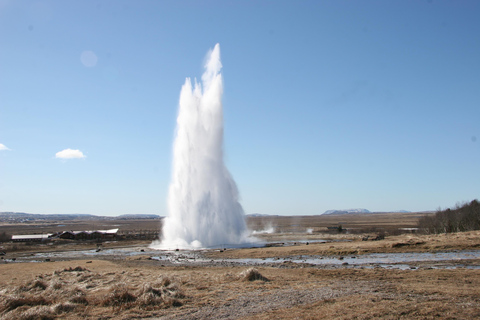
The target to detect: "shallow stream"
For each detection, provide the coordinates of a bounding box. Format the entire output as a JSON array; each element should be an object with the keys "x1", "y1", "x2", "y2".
[{"x1": 6, "y1": 245, "x2": 480, "y2": 270}]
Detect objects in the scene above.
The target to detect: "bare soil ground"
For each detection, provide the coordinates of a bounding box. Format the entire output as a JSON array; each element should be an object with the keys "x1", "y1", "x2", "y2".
[{"x1": 1, "y1": 213, "x2": 479, "y2": 319}]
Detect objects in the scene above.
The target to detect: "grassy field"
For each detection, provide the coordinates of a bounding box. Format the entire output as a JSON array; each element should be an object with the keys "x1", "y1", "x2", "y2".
[
  {"x1": 1, "y1": 212, "x2": 423, "y2": 236},
  {"x1": 1, "y1": 212, "x2": 479, "y2": 319},
  {"x1": 0, "y1": 218, "x2": 162, "y2": 236},
  {"x1": 1, "y1": 254, "x2": 479, "y2": 319},
  {"x1": 247, "y1": 212, "x2": 425, "y2": 234}
]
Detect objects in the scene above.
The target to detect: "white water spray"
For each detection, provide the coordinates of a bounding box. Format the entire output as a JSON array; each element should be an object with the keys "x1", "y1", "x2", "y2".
[{"x1": 152, "y1": 44, "x2": 252, "y2": 249}]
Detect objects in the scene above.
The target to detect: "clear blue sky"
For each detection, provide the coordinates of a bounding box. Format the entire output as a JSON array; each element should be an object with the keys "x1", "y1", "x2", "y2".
[{"x1": 1, "y1": 0, "x2": 479, "y2": 216}]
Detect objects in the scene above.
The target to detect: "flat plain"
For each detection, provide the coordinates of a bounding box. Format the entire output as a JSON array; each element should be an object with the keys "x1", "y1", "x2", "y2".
[{"x1": 1, "y1": 213, "x2": 479, "y2": 319}]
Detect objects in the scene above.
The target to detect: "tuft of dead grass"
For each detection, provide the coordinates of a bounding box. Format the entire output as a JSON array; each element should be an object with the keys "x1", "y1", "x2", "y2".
[
  {"x1": 241, "y1": 268, "x2": 269, "y2": 282},
  {"x1": 98, "y1": 277, "x2": 185, "y2": 309},
  {"x1": 48, "y1": 280, "x2": 62, "y2": 290},
  {"x1": 101, "y1": 283, "x2": 137, "y2": 307},
  {"x1": 52, "y1": 302, "x2": 77, "y2": 313},
  {"x1": 68, "y1": 288, "x2": 88, "y2": 305},
  {"x1": 31, "y1": 279, "x2": 48, "y2": 290},
  {"x1": 17, "y1": 279, "x2": 48, "y2": 293},
  {"x1": 11, "y1": 305, "x2": 55, "y2": 320},
  {"x1": 63, "y1": 266, "x2": 88, "y2": 272},
  {"x1": 159, "y1": 276, "x2": 171, "y2": 287},
  {"x1": 1, "y1": 295, "x2": 51, "y2": 313}
]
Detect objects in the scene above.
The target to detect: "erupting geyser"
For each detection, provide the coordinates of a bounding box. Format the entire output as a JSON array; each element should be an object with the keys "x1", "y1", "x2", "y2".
[{"x1": 152, "y1": 44, "x2": 251, "y2": 249}]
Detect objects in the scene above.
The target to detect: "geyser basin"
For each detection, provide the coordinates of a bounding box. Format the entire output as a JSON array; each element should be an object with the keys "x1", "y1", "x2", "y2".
[{"x1": 151, "y1": 44, "x2": 256, "y2": 250}]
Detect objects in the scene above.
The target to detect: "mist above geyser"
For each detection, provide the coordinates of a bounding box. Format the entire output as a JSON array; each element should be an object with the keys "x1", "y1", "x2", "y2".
[{"x1": 152, "y1": 44, "x2": 252, "y2": 249}]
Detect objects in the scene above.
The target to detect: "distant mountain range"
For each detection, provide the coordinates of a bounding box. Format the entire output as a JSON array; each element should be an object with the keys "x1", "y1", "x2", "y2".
[
  {"x1": 246, "y1": 213, "x2": 278, "y2": 217},
  {"x1": 322, "y1": 209, "x2": 411, "y2": 215},
  {"x1": 0, "y1": 212, "x2": 162, "y2": 222}
]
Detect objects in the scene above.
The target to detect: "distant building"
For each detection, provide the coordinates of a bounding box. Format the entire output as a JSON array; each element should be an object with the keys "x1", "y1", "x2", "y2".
[
  {"x1": 58, "y1": 231, "x2": 75, "y2": 240},
  {"x1": 12, "y1": 228, "x2": 119, "y2": 242},
  {"x1": 57, "y1": 228, "x2": 119, "y2": 240},
  {"x1": 12, "y1": 234, "x2": 52, "y2": 242}
]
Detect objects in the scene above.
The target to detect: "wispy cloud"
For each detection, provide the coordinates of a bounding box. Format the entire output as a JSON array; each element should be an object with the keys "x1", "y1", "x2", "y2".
[
  {"x1": 55, "y1": 148, "x2": 86, "y2": 159},
  {"x1": 0, "y1": 143, "x2": 10, "y2": 151}
]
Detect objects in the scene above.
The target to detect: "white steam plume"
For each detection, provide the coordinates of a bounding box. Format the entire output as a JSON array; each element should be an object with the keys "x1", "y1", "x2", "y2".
[{"x1": 152, "y1": 44, "x2": 253, "y2": 249}]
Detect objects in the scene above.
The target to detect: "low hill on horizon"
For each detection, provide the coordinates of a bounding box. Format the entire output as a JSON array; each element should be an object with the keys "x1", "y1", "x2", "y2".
[
  {"x1": 323, "y1": 208, "x2": 371, "y2": 215},
  {"x1": 0, "y1": 212, "x2": 162, "y2": 222},
  {"x1": 322, "y1": 209, "x2": 412, "y2": 215}
]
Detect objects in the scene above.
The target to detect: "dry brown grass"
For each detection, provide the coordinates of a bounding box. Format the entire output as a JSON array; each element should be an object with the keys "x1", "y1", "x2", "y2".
[
  {"x1": 1, "y1": 259, "x2": 479, "y2": 319},
  {"x1": 245, "y1": 294, "x2": 480, "y2": 320},
  {"x1": 100, "y1": 283, "x2": 137, "y2": 307},
  {"x1": 0, "y1": 261, "x2": 186, "y2": 319},
  {"x1": 247, "y1": 212, "x2": 424, "y2": 234},
  {"x1": 1, "y1": 296, "x2": 51, "y2": 313}
]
